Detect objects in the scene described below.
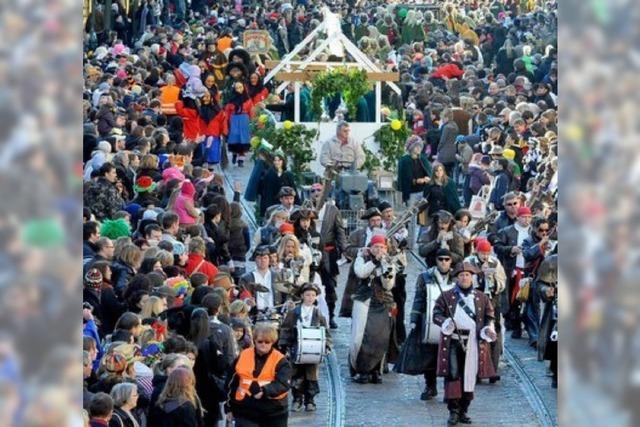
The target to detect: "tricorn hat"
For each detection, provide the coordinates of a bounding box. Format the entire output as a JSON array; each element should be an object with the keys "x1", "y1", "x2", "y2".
[
  {"x1": 297, "y1": 282, "x2": 321, "y2": 297},
  {"x1": 452, "y1": 261, "x2": 480, "y2": 276},
  {"x1": 360, "y1": 207, "x2": 382, "y2": 220}
]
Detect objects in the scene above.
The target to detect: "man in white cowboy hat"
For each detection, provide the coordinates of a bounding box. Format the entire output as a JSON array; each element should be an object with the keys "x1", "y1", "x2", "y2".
[{"x1": 433, "y1": 261, "x2": 497, "y2": 426}]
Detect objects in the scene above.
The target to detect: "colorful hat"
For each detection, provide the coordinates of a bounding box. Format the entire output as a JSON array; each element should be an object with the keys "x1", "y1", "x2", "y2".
[
  {"x1": 162, "y1": 166, "x2": 186, "y2": 183},
  {"x1": 100, "y1": 218, "x2": 131, "y2": 239},
  {"x1": 503, "y1": 148, "x2": 516, "y2": 160},
  {"x1": 103, "y1": 352, "x2": 127, "y2": 374},
  {"x1": 405, "y1": 135, "x2": 424, "y2": 153},
  {"x1": 475, "y1": 239, "x2": 492, "y2": 253},
  {"x1": 84, "y1": 268, "x2": 103, "y2": 290},
  {"x1": 369, "y1": 234, "x2": 387, "y2": 247},
  {"x1": 517, "y1": 206, "x2": 532, "y2": 217},
  {"x1": 166, "y1": 276, "x2": 190, "y2": 297},
  {"x1": 279, "y1": 222, "x2": 295, "y2": 235},
  {"x1": 112, "y1": 343, "x2": 144, "y2": 365},
  {"x1": 134, "y1": 176, "x2": 157, "y2": 193}
]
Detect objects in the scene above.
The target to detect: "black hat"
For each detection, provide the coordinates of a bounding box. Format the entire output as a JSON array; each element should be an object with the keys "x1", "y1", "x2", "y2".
[
  {"x1": 377, "y1": 201, "x2": 392, "y2": 213},
  {"x1": 452, "y1": 261, "x2": 479, "y2": 276},
  {"x1": 228, "y1": 48, "x2": 251, "y2": 66},
  {"x1": 297, "y1": 282, "x2": 321, "y2": 297},
  {"x1": 278, "y1": 186, "x2": 296, "y2": 198},
  {"x1": 253, "y1": 245, "x2": 271, "y2": 258},
  {"x1": 225, "y1": 61, "x2": 247, "y2": 76},
  {"x1": 435, "y1": 248, "x2": 452, "y2": 258},
  {"x1": 361, "y1": 207, "x2": 382, "y2": 220}
]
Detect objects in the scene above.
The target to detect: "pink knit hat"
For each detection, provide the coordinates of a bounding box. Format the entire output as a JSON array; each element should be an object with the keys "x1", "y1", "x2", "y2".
[{"x1": 162, "y1": 167, "x2": 186, "y2": 184}]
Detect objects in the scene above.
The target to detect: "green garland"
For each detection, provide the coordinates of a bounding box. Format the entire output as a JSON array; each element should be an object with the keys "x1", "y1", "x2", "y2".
[
  {"x1": 372, "y1": 118, "x2": 410, "y2": 173},
  {"x1": 310, "y1": 68, "x2": 371, "y2": 119}
]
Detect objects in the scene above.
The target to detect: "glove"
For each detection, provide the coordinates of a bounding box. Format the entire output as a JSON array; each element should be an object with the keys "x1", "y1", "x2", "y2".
[
  {"x1": 441, "y1": 318, "x2": 455, "y2": 336},
  {"x1": 480, "y1": 326, "x2": 497, "y2": 342}
]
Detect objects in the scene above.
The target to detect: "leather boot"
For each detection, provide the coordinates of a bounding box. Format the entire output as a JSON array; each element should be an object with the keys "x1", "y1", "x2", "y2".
[
  {"x1": 420, "y1": 385, "x2": 437, "y2": 401},
  {"x1": 353, "y1": 373, "x2": 369, "y2": 384},
  {"x1": 459, "y1": 412, "x2": 472, "y2": 424},
  {"x1": 447, "y1": 410, "x2": 459, "y2": 426},
  {"x1": 370, "y1": 371, "x2": 382, "y2": 384}
]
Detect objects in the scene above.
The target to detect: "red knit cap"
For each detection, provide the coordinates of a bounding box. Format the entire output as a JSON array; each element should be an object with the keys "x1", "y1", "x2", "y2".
[
  {"x1": 517, "y1": 206, "x2": 532, "y2": 217},
  {"x1": 369, "y1": 234, "x2": 387, "y2": 247},
  {"x1": 279, "y1": 222, "x2": 295, "y2": 235},
  {"x1": 475, "y1": 239, "x2": 492, "y2": 253}
]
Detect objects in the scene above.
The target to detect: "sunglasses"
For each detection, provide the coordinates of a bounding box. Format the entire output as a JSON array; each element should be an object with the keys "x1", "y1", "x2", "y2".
[
  {"x1": 506, "y1": 202, "x2": 519, "y2": 206},
  {"x1": 437, "y1": 257, "x2": 451, "y2": 262},
  {"x1": 255, "y1": 340, "x2": 272, "y2": 345}
]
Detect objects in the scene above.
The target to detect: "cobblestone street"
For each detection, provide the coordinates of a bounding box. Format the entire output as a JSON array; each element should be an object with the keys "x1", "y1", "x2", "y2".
[{"x1": 225, "y1": 161, "x2": 557, "y2": 427}]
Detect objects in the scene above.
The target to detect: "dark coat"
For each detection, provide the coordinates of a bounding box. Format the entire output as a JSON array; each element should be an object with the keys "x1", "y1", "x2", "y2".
[
  {"x1": 487, "y1": 211, "x2": 517, "y2": 245},
  {"x1": 488, "y1": 170, "x2": 511, "y2": 210},
  {"x1": 494, "y1": 224, "x2": 525, "y2": 279},
  {"x1": 111, "y1": 260, "x2": 136, "y2": 298},
  {"x1": 228, "y1": 217, "x2": 250, "y2": 260},
  {"x1": 417, "y1": 230, "x2": 465, "y2": 267},
  {"x1": 193, "y1": 335, "x2": 227, "y2": 421},
  {"x1": 537, "y1": 280, "x2": 557, "y2": 362},
  {"x1": 148, "y1": 399, "x2": 204, "y2": 427},
  {"x1": 84, "y1": 178, "x2": 125, "y2": 221},
  {"x1": 258, "y1": 168, "x2": 297, "y2": 217},
  {"x1": 436, "y1": 121, "x2": 459, "y2": 165},
  {"x1": 278, "y1": 305, "x2": 332, "y2": 354},
  {"x1": 245, "y1": 158, "x2": 269, "y2": 203},
  {"x1": 397, "y1": 153, "x2": 433, "y2": 203},
  {"x1": 410, "y1": 267, "x2": 456, "y2": 345},
  {"x1": 99, "y1": 284, "x2": 126, "y2": 336},
  {"x1": 468, "y1": 164, "x2": 491, "y2": 195},
  {"x1": 433, "y1": 288, "x2": 496, "y2": 379},
  {"x1": 340, "y1": 227, "x2": 369, "y2": 318},
  {"x1": 318, "y1": 203, "x2": 347, "y2": 275},
  {"x1": 423, "y1": 180, "x2": 461, "y2": 216},
  {"x1": 108, "y1": 407, "x2": 140, "y2": 427}
]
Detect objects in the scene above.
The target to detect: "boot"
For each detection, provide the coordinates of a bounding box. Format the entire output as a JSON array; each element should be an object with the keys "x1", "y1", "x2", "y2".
[
  {"x1": 291, "y1": 399, "x2": 304, "y2": 412},
  {"x1": 329, "y1": 318, "x2": 338, "y2": 329},
  {"x1": 459, "y1": 412, "x2": 472, "y2": 424},
  {"x1": 305, "y1": 400, "x2": 317, "y2": 412},
  {"x1": 447, "y1": 410, "x2": 460, "y2": 426},
  {"x1": 370, "y1": 371, "x2": 382, "y2": 384},
  {"x1": 232, "y1": 153, "x2": 237, "y2": 164},
  {"x1": 420, "y1": 385, "x2": 437, "y2": 401},
  {"x1": 489, "y1": 375, "x2": 501, "y2": 384},
  {"x1": 353, "y1": 373, "x2": 368, "y2": 384}
]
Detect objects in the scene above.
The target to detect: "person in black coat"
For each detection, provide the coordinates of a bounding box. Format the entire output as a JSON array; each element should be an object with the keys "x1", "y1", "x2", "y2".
[
  {"x1": 258, "y1": 151, "x2": 298, "y2": 217},
  {"x1": 148, "y1": 368, "x2": 205, "y2": 427},
  {"x1": 193, "y1": 334, "x2": 227, "y2": 425}
]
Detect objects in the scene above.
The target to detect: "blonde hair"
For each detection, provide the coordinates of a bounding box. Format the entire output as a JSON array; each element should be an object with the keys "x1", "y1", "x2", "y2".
[
  {"x1": 140, "y1": 154, "x2": 158, "y2": 170},
  {"x1": 156, "y1": 249, "x2": 174, "y2": 267},
  {"x1": 140, "y1": 296, "x2": 166, "y2": 319},
  {"x1": 113, "y1": 237, "x2": 133, "y2": 260},
  {"x1": 118, "y1": 243, "x2": 143, "y2": 268},
  {"x1": 253, "y1": 323, "x2": 278, "y2": 344},
  {"x1": 157, "y1": 367, "x2": 201, "y2": 412},
  {"x1": 229, "y1": 300, "x2": 249, "y2": 317},
  {"x1": 277, "y1": 234, "x2": 301, "y2": 259}
]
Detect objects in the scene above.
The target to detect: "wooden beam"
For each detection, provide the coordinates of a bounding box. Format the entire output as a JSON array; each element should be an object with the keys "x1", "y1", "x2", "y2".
[
  {"x1": 265, "y1": 60, "x2": 363, "y2": 70},
  {"x1": 274, "y1": 71, "x2": 400, "y2": 82}
]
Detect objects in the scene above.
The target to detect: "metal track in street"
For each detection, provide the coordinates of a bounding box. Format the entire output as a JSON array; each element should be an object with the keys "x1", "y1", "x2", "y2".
[
  {"x1": 222, "y1": 172, "x2": 345, "y2": 427},
  {"x1": 407, "y1": 250, "x2": 555, "y2": 427}
]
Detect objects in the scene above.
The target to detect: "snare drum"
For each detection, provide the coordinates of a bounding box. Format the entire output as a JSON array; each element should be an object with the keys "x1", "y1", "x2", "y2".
[
  {"x1": 255, "y1": 311, "x2": 282, "y2": 331},
  {"x1": 292, "y1": 325, "x2": 327, "y2": 365}
]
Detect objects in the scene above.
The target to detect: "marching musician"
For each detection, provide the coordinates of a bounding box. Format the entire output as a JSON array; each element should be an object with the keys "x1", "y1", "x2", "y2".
[
  {"x1": 404, "y1": 248, "x2": 456, "y2": 401},
  {"x1": 464, "y1": 239, "x2": 506, "y2": 383},
  {"x1": 417, "y1": 210, "x2": 465, "y2": 267},
  {"x1": 433, "y1": 262, "x2": 497, "y2": 426},
  {"x1": 275, "y1": 233, "x2": 308, "y2": 283},
  {"x1": 310, "y1": 182, "x2": 347, "y2": 329},
  {"x1": 238, "y1": 245, "x2": 288, "y2": 318},
  {"x1": 349, "y1": 234, "x2": 396, "y2": 385},
  {"x1": 494, "y1": 206, "x2": 534, "y2": 342},
  {"x1": 340, "y1": 207, "x2": 384, "y2": 318},
  {"x1": 379, "y1": 201, "x2": 410, "y2": 343},
  {"x1": 278, "y1": 283, "x2": 332, "y2": 412}
]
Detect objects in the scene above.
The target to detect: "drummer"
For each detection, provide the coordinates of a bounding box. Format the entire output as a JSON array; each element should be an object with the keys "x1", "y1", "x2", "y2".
[{"x1": 278, "y1": 283, "x2": 332, "y2": 413}]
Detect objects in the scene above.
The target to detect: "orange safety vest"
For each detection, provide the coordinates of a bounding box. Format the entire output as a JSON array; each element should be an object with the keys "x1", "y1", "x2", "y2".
[{"x1": 234, "y1": 348, "x2": 288, "y2": 401}]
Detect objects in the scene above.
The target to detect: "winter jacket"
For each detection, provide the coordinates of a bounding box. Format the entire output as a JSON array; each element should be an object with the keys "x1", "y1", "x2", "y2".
[
  {"x1": 468, "y1": 165, "x2": 491, "y2": 195},
  {"x1": 148, "y1": 399, "x2": 204, "y2": 427},
  {"x1": 185, "y1": 253, "x2": 219, "y2": 284},
  {"x1": 97, "y1": 107, "x2": 116, "y2": 136},
  {"x1": 111, "y1": 260, "x2": 136, "y2": 298},
  {"x1": 258, "y1": 168, "x2": 297, "y2": 217},
  {"x1": 228, "y1": 217, "x2": 250, "y2": 260},
  {"x1": 84, "y1": 178, "x2": 125, "y2": 221},
  {"x1": 175, "y1": 101, "x2": 202, "y2": 141},
  {"x1": 488, "y1": 170, "x2": 511, "y2": 210},
  {"x1": 436, "y1": 121, "x2": 459, "y2": 165},
  {"x1": 397, "y1": 153, "x2": 433, "y2": 203}
]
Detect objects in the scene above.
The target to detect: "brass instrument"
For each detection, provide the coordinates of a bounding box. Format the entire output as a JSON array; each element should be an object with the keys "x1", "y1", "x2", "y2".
[
  {"x1": 469, "y1": 208, "x2": 499, "y2": 238},
  {"x1": 385, "y1": 198, "x2": 428, "y2": 239}
]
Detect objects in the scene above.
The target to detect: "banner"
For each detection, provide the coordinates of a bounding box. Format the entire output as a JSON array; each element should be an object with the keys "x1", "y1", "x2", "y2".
[{"x1": 243, "y1": 30, "x2": 271, "y2": 54}]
